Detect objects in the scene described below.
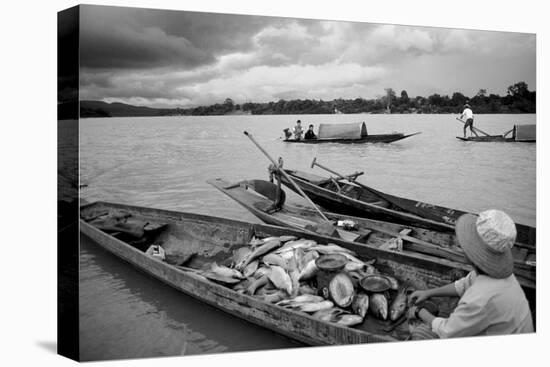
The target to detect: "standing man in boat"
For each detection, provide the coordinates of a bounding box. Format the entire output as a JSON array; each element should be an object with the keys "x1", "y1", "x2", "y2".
[
  {"x1": 459, "y1": 103, "x2": 477, "y2": 138},
  {"x1": 407, "y1": 209, "x2": 533, "y2": 339},
  {"x1": 304, "y1": 124, "x2": 317, "y2": 140},
  {"x1": 293, "y1": 120, "x2": 304, "y2": 140}
]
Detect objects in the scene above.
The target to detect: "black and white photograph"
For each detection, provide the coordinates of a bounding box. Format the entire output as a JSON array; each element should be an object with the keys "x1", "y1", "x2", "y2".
[{"x1": 53, "y1": 1, "x2": 541, "y2": 364}]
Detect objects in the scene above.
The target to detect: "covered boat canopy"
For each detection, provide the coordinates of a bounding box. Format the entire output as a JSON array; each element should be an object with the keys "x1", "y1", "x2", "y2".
[
  {"x1": 317, "y1": 122, "x2": 368, "y2": 140},
  {"x1": 515, "y1": 124, "x2": 536, "y2": 142}
]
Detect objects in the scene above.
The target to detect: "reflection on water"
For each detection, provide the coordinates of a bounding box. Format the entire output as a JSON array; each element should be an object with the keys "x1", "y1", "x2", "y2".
[{"x1": 79, "y1": 114, "x2": 535, "y2": 359}]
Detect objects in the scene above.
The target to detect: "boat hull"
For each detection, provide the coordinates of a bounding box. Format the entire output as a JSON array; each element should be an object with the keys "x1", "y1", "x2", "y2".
[
  {"x1": 283, "y1": 132, "x2": 420, "y2": 144},
  {"x1": 81, "y1": 201, "x2": 509, "y2": 345}
]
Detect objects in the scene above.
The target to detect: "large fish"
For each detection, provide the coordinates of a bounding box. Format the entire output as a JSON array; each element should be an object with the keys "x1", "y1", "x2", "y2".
[
  {"x1": 299, "y1": 250, "x2": 319, "y2": 271},
  {"x1": 262, "y1": 253, "x2": 288, "y2": 268},
  {"x1": 298, "y1": 259, "x2": 319, "y2": 281},
  {"x1": 351, "y1": 293, "x2": 369, "y2": 318},
  {"x1": 268, "y1": 265, "x2": 293, "y2": 295},
  {"x1": 329, "y1": 272, "x2": 355, "y2": 308},
  {"x1": 211, "y1": 262, "x2": 244, "y2": 279},
  {"x1": 243, "y1": 260, "x2": 259, "y2": 278},
  {"x1": 389, "y1": 286, "x2": 409, "y2": 321},
  {"x1": 298, "y1": 284, "x2": 317, "y2": 295},
  {"x1": 336, "y1": 314, "x2": 364, "y2": 327},
  {"x1": 261, "y1": 291, "x2": 287, "y2": 304},
  {"x1": 384, "y1": 275, "x2": 400, "y2": 291},
  {"x1": 277, "y1": 294, "x2": 324, "y2": 306},
  {"x1": 247, "y1": 274, "x2": 269, "y2": 295},
  {"x1": 369, "y1": 293, "x2": 389, "y2": 320},
  {"x1": 290, "y1": 300, "x2": 334, "y2": 313},
  {"x1": 231, "y1": 247, "x2": 252, "y2": 267},
  {"x1": 312, "y1": 307, "x2": 346, "y2": 322},
  {"x1": 276, "y1": 239, "x2": 317, "y2": 254},
  {"x1": 237, "y1": 240, "x2": 282, "y2": 270},
  {"x1": 278, "y1": 235, "x2": 297, "y2": 243}
]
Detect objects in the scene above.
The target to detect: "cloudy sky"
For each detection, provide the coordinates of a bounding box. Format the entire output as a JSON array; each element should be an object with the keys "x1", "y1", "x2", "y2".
[{"x1": 79, "y1": 5, "x2": 536, "y2": 108}]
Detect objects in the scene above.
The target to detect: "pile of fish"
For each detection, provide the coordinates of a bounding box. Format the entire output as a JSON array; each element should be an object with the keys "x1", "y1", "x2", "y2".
[{"x1": 174, "y1": 235, "x2": 409, "y2": 328}]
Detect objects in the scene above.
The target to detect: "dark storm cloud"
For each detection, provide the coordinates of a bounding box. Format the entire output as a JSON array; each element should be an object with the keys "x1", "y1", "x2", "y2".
[
  {"x1": 79, "y1": 5, "x2": 281, "y2": 69},
  {"x1": 78, "y1": 5, "x2": 535, "y2": 108}
]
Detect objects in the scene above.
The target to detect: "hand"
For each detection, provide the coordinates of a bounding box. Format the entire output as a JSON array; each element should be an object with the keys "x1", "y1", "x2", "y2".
[
  {"x1": 409, "y1": 290, "x2": 430, "y2": 306},
  {"x1": 408, "y1": 306, "x2": 419, "y2": 319}
]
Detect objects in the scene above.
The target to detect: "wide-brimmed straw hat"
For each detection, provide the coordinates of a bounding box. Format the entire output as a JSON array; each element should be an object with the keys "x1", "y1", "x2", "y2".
[{"x1": 455, "y1": 210, "x2": 516, "y2": 278}]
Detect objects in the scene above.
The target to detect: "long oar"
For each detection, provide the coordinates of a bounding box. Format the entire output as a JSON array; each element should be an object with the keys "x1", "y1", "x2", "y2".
[
  {"x1": 455, "y1": 117, "x2": 490, "y2": 137},
  {"x1": 243, "y1": 131, "x2": 331, "y2": 223}
]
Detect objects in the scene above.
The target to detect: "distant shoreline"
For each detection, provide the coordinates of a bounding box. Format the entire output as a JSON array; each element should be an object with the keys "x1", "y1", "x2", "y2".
[{"x1": 58, "y1": 82, "x2": 536, "y2": 119}]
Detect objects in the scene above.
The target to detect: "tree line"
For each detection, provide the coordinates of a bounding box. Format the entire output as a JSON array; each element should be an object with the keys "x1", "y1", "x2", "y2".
[
  {"x1": 79, "y1": 81, "x2": 535, "y2": 118},
  {"x1": 183, "y1": 81, "x2": 535, "y2": 115}
]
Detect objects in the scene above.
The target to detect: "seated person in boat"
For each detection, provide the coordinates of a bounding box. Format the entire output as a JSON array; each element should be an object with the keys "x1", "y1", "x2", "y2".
[
  {"x1": 283, "y1": 128, "x2": 293, "y2": 140},
  {"x1": 459, "y1": 103, "x2": 476, "y2": 138},
  {"x1": 407, "y1": 210, "x2": 533, "y2": 339},
  {"x1": 293, "y1": 120, "x2": 304, "y2": 140},
  {"x1": 304, "y1": 124, "x2": 317, "y2": 140}
]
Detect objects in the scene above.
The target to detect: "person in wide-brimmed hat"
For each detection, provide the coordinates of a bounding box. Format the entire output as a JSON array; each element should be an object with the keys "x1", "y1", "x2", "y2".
[
  {"x1": 459, "y1": 103, "x2": 476, "y2": 138},
  {"x1": 407, "y1": 210, "x2": 533, "y2": 339}
]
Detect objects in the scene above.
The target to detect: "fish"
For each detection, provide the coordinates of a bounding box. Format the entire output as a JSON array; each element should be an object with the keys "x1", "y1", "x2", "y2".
[
  {"x1": 277, "y1": 294, "x2": 324, "y2": 306},
  {"x1": 253, "y1": 266, "x2": 271, "y2": 278},
  {"x1": 287, "y1": 256, "x2": 301, "y2": 298},
  {"x1": 262, "y1": 253, "x2": 288, "y2": 268},
  {"x1": 336, "y1": 314, "x2": 364, "y2": 327},
  {"x1": 298, "y1": 284, "x2": 317, "y2": 295},
  {"x1": 261, "y1": 291, "x2": 287, "y2": 304},
  {"x1": 351, "y1": 293, "x2": 369, "y2": 318},
  {"x1": 278, "y1": 235, "x2": 297, "y2": 243},
  {"x1": 389, "y1": 286, "x2": 409, "y2": 321},
  {"x1": 329, "y1": 272, "x2": 355, "y2": 308},
  {"x1": 237, "y1": 240, "x2": 282, "y2": 270},
  {"x1": 247, "y1": 274, "x2": 269, "y2": 295},
  {"x1": 385, "y1": 275, "x2": 400, "y2": 291},
  {"x1": 248, "y1": 237, "x2": 265, "y2": 246},
  {"x1": 369, "y1": 293, "x2": 389, "y2": 320},
  {"x1": 298, "y1": 260, "x2": 319, "y2": 281},
  {"x1": 344, "y1": 261, "x2": 365, "y2": 272},
  {"x1": 299, "y1": 250, "x2": 319, "y2": 271},
  {"x1": 243, "y1": 260, "x2": 259, "y2": 278},
  {"x1": 290, "y1": 300, "x2": 334, "y2": 313},
  {"x1": 202, "y1": 272, "x2": 243, "y2": 285},
  {"x1": 267, "y1": 265, "x2": 293, "y2": 295},
  {"x1": 276, "y1": 239, "x2": 317, "y2": 254},
  {"x1": 211, "y1": 262, "x2": 244, "y2": 279},
  {"x1": 312, "y1": 307, "x2": 347, "y2": 322},
  {"x1": 231, "y1": 247, "x2": 252, "y2": 267}
]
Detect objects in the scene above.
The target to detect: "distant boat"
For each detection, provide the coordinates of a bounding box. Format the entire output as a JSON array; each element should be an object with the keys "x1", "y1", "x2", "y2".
[
  {"x1": 283, "y1": 122, "x2": 420, "y2": 144},
  {"x1": 457, "y1": 124, "x2": 536, "y2": 142},
  {"x1": 334, "y1": 108, "x2": 343, "y2": 114}
]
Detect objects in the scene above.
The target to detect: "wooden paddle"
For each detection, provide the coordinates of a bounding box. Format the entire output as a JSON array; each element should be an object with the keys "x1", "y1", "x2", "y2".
[
  {"x1": 455, "y1": 117, "x2": 490, "y2": 137},
  {"x1": 243, "y1": 131, "x2": 333, "y2": 228}
]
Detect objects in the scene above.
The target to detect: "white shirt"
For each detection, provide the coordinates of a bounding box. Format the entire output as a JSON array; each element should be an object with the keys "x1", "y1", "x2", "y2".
[
  {"x1": 461, "y1": 108, "x2": 474, "y2": 120},
  {"x1": 431, "y1": 271, "x2": 533, "y2": 338}
]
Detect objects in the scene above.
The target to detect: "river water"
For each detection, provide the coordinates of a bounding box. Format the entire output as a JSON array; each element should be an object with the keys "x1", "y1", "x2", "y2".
[{"x1": 78, "y1": 114, "x2": 535, "y2": 360}]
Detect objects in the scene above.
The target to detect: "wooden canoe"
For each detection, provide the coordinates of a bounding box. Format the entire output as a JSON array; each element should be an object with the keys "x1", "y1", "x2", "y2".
[
  {"x1": 279, "y1": 169, "x2": 536, "y2": 250},
  {"x1": 208, "y1": 178, "x2": 535, "y2": 291},
  {"x1": 283, "y1": 132, "x2": 420, "y2": 144},
  {"x1": 80, "y1": 201, "x2": 534, "y2": 346},
  {"x1": 456, "y1": 136, "x2": 516, "y2": 142}
]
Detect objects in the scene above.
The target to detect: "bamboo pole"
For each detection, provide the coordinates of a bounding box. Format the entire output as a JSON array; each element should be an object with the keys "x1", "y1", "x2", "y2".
[{"x1": 244, "y1": 131, "x2": 331, "y2": 223}]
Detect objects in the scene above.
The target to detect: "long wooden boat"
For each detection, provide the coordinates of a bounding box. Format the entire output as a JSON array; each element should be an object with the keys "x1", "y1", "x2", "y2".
[
  {"x1": 456, "y1": 124, "x2": 535, "y2": 143},
  {"x1": 208, "y1": 178, "x2": 535, "y2": 290},
  {"x1": 284, "y1": 132, "x2": 420, "y2": 144},
  {"x1": 279, "y1": 169, "x2": 536, "y2": 249},
  {"x1": 283, "y1": 122, "x2": 420, "y2": 144},
  {"x1": 79, "y1": 201, "x2": 535, "y2": 346}
]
